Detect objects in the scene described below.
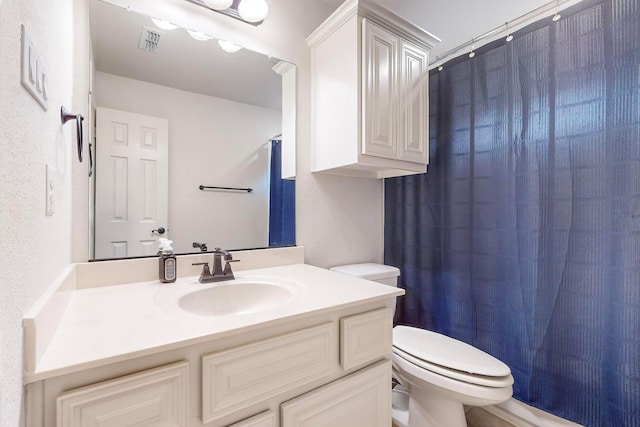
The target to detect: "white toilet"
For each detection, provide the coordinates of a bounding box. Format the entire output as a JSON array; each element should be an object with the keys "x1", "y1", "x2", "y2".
[{"x1": 330, "y1": 263, "x2": 514, "y2": 427}]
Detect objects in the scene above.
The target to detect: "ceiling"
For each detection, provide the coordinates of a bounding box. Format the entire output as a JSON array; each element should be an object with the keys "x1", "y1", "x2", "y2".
[
  {"x1": 91, "y1": 0, "x2": 560, "y2": 110},
  {"x1": 372, "y1": 0, "x2": 560, "y2": 61}
]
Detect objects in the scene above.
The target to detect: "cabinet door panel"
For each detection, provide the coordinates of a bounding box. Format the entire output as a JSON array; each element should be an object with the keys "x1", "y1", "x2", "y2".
[
  {"x1": 362, "y1": 19, "x2": 398, "y2": 160},
  {"x1": 340, "y1": 308, "x2": 393, "y2": 370},
  {"x1": 202, "y1": 323, "x2": 337, "y2": 424},
  {"x1": 228, "y1": 410, "x2": 276, "y2": 427},
  {"x1": 57, "y1": 361, "x2": 188, "y2": 427},
  {"x1": 398, "y1": 41, "x2": 429, "y2": 164},
  {"x1": 281, "y1": 360, "x2": 391, "y2": 427}
]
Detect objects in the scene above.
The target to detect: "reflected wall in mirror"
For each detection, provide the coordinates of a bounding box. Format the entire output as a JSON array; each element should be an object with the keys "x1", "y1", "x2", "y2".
[{"x1": 89, "y1": 0, "x2": 296, "y2": 260}]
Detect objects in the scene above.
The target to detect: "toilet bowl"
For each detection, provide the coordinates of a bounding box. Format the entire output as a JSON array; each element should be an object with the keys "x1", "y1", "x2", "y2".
[{"x1": 330, "y1": 263, "x2": 514, "y2": 427}]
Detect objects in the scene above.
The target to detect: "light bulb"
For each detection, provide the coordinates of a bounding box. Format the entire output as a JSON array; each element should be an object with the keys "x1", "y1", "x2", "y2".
[
  {"x1": 506, "y1": 34, "x2": 514, "y2": 42},
  {"x1": 187, "y1": 30, "x2": 212, "y2": 41},
  {"x1": 202, "y1": 0, "x2": 233, "y2": 10},
  {"x1": 238, "y1": 0, "x2": 269, "y2": 23},
  {"x1": 151, "y1": 18, "x2": 178, "y2": 30},
  {"x1": 218, "y1": 40, "x2": 242, "y2": 53}
]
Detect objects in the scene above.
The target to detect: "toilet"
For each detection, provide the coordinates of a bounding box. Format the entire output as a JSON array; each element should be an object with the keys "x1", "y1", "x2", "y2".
[{"x1": 330, "y1": 263, "x2": 514, "y2": 427}]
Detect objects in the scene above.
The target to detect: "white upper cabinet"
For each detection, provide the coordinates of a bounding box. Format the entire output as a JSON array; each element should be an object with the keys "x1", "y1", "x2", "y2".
[
  {"x1": 362, "y1": 20, "x2": 398, "y2": 161},
  {"x1": 398, "y1": 40, "x2": 430, "y2": 164},
  {"x1": 307, "y1": 0, "x2": 440, "y2": 179}
]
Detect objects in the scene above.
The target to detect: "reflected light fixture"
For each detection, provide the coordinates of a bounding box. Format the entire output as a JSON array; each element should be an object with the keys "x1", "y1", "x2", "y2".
[
  {"x1": 218, "y1": 40, "x2": 242, "y2": 53},
  {"x1": 187, "y1": 30, "x2": 213, "y2": 41},
  {"x1": 238, "y1": 0, "x2": 269, "y2": 23},
  {"x1": 202, "y1": 0, "x2": 233, "y2": 10},
  {"x1": 506, "y1": 33, "x2": 514, "y2": 42},
  {"x1": 151, "y1": 18, "x2": 178, "y2": 30}
]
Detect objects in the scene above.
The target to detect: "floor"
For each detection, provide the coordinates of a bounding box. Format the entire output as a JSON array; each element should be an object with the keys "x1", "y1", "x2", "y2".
[{"x1": 465, "y1": 407, "x2": 518, "y2": 427}]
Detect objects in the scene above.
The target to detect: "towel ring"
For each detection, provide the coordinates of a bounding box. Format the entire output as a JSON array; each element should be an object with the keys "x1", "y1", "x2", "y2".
[{"x1": 60, "y1": 106, "x2": 84, "y2": 162}]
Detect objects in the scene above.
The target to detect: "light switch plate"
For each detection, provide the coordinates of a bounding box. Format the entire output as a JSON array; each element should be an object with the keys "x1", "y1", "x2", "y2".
[
  {"x1": 21, "y1": 24, "x2": 48, "y2": 110},
  {"x1": 46, "y1": 164, "x2": 55, "y2": 216}
]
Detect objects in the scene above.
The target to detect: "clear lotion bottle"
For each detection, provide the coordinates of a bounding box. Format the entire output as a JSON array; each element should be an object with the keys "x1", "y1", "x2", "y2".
[{"x1": 158, "y1": 238, "x2": 177, "y2": 283}]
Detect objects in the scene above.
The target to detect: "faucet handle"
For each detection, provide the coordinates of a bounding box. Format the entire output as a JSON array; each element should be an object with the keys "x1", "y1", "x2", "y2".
[
  {"x1": 192, "y1": 262, "x2": 212, "y2": 282},
  {"x1": 222, "y1": 259, "x2": 239, "y2": 276}
]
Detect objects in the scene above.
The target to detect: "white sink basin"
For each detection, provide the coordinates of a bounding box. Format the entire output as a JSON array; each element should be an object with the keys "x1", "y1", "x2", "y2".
[
  {"x1": 154, "y1": 276, "x2": 302, "y2": 317},
  {"x1": 178, "y1": 282, "x2": 294, "y2": 316}
]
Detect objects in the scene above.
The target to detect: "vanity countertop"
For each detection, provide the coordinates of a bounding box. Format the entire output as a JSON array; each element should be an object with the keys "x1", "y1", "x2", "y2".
[{"x1": 28, "y1": 263, "x2": 403, "y2": 383}]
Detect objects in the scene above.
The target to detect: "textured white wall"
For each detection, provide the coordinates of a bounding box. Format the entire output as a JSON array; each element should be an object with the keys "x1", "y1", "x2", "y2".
[
  {"x1": 93, "y1": 72, "x2": 281, "y2": 253},
  {"x1": 0, "y1": 0, "x2": 90, "y2": 425}
]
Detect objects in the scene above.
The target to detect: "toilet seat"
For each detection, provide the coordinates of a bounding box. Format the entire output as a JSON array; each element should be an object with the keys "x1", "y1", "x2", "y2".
[
  {"x1": 393, "y1": 326, "x2": 513, "y2": 388},
  {"x1": 393, "y1": 346, "x2": 514, "y2": 388}
]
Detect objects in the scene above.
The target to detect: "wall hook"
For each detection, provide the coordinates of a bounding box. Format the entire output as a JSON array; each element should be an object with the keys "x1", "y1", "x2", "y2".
[{"x1": 60, "y1": 106, "x2": 84, "y2": 162}]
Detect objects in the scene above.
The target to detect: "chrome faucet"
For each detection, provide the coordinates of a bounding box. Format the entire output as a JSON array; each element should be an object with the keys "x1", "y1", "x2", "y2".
[{"x1": 192, "y1": 248, "x2": 239, "y2": 283}]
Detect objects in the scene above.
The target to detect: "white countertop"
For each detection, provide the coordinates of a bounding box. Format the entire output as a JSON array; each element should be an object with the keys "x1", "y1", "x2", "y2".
[{"x1": 29, "y1": 264, "x2": 403, "y2": 383}]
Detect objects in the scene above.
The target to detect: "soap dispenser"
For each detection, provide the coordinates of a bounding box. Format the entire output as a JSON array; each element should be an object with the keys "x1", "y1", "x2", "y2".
[{"x1": 158, "y1": 238, "x2": 177, "y2": 283}]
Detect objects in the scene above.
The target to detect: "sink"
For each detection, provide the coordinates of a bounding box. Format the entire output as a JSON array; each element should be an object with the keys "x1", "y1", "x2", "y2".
[
  {"x1": 178, "y1": 282, "x2": 294, "y2": 316},
  {"x1": 154, "y1": 276, "x2": 302, "y2": 317}
]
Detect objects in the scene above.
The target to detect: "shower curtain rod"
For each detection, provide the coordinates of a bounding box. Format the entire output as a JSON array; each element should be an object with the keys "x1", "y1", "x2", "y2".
[{"x1": 429, "y1": 0, "x2": 582, "y2": 68}]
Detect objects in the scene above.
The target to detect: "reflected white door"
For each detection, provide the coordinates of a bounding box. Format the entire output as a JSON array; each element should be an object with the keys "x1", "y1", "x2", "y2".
[{"x1": 95, "y1": 107, "x2": 169, "y2": 259}]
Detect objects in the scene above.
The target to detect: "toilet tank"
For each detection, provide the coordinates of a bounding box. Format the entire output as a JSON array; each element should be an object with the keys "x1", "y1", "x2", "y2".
[{"x1": 330, "y1": 263, "x2": 400, "y2": 287}]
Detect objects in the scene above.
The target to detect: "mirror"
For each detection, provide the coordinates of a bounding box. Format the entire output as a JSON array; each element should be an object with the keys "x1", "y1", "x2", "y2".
[{"x1": 89, "y1": 0, "x2": 295, "y2": 260}]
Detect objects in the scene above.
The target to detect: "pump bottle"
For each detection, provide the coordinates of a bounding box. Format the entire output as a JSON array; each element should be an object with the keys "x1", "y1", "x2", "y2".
[{"x1": 158, "y1": 238, "x2": 177, "y2": 283}]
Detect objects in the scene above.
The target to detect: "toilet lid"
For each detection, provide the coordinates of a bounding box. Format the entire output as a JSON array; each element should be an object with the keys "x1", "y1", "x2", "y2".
[
  {"x1": 393, "y1": 347, "x2": 514, "y2": 388},
  {"x1": 393, "y1": 326, "x2": 512, "y2": 378}
]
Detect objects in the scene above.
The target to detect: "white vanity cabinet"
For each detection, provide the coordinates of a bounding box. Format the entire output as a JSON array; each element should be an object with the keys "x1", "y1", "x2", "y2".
[
  {"x1": 281, "y1": 360, "x2": 391, "y2": 427},
  {"x1": 307, "y1": 0, "x2": 439, "y2": 179},
  {"x1": 56, "y1": 361, "x2": 189, "y2": 427},
  {"x1": 201, "y1": 323, "x2": 337, "y2": 424},
  {"x1": 29, "y1": 304, "x2": 395, "y2": 427},
  {"x1": 228, "y1": 411, "x2": 276, "y2": 427}
]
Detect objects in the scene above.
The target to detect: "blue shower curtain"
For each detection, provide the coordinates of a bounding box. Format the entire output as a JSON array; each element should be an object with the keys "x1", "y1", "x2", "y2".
[
  {"x1": 384, "y1": 0, "x2": 639, "y2": 425},
  {"x1": 268, "y1": 139, "x2": 295, "y2": 247}
]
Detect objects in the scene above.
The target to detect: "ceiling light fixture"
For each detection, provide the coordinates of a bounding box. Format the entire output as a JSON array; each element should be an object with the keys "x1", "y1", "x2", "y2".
[
  {"x1": 218, "y1": 40, "x2": 242, "y2": 53},
  {"x1": 151, "y1": 18, "x2": 178, "y2": 30},
  {"x1": 187, "y1": 29, "x2": 213, "y2": 41},
  {"x1": 202, "y1": 0, "x2": 233, "y2": 10},
  {"x1": 237, "y1": 0, "x2": 269, "y2": 23}
]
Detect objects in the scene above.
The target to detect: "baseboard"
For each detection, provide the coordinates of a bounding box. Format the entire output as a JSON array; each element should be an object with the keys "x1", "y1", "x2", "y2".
[{"x1": 484, "y1": 398, "x2": 584, "y2": 427}]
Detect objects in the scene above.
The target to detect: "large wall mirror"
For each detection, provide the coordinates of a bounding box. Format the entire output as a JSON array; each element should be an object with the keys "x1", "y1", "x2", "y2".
[{"x1": 89, "y1": 0, "x2": 296, "y2": 260}]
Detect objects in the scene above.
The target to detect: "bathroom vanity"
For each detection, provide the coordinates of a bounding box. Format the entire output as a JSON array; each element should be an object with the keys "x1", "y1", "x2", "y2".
[{"x1": 23, "y1": 248, "x2": 403, "y2": 427}]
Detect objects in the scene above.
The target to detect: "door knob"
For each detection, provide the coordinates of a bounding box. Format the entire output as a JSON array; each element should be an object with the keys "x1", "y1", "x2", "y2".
[{"x1": 152, "y1": 227, "x2": 167, "y2": 235}]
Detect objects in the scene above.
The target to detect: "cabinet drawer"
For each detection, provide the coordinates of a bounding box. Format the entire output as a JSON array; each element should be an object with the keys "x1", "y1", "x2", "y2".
[
  {"x1": 202, "y1": 323, "x2": 337, "y2": 423},
  {"x1": 340, "y1": 308, "x2": 393, "y2": 370},
  {"x1": 57, "y1": 361, "x2": 188, "y2": 427},
  {"x1": 281, "y1": 360, "x2": 391, "y2": 427},
  {"x1": 228, "y1": 410, "x2": 276, "y2": 427}
]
